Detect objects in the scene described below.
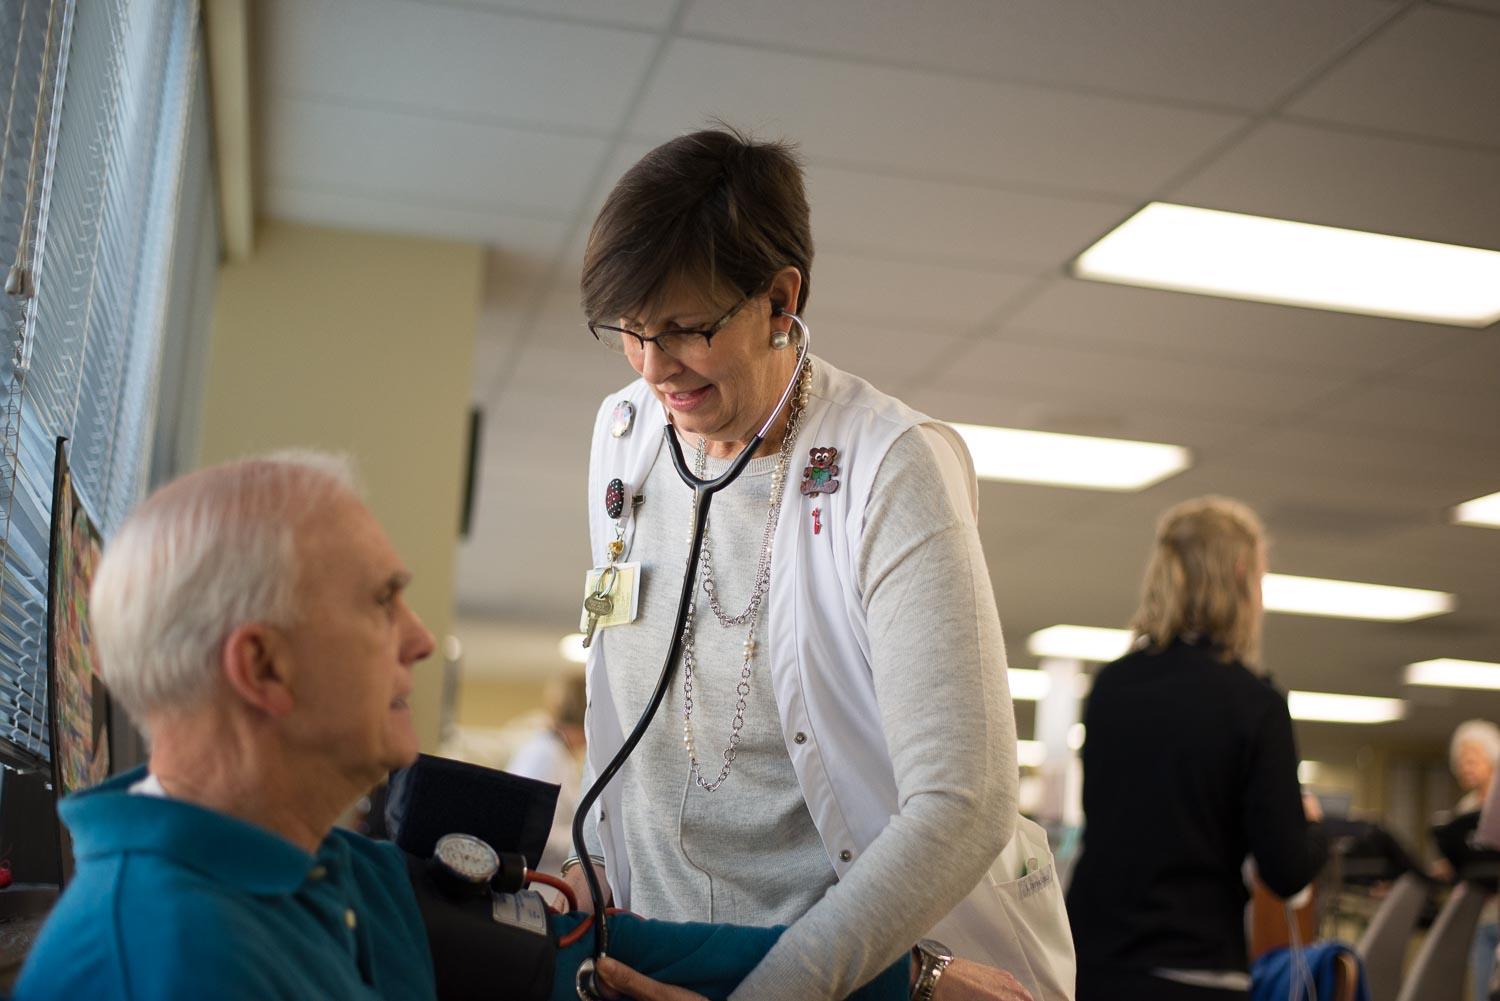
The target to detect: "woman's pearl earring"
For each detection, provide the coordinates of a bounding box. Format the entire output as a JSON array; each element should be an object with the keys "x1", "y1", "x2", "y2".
[{"x1": 770, "y1": 328, "x2": 791, "y2": 350}]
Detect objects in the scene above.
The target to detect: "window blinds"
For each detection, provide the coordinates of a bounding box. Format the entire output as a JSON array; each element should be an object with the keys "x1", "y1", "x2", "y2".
[{"x1": 0, "y1": 0, "x2": 203, "y2": 770}]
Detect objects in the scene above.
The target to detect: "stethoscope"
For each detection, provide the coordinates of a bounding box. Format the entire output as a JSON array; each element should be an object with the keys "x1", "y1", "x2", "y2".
[{"x1": 570, "y1": 312, "x2": 812, "y2": 999}]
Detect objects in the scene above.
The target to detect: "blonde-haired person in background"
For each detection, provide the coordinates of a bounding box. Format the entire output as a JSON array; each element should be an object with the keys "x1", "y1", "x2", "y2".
[{"x1": 1065, "y1": 496, "x2": 1327, "y2": 1001}]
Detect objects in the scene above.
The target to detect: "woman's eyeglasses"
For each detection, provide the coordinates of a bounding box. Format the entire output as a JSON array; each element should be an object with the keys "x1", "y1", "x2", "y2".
[{"x1": 588, "y1": 296, "x2": 752, "y2": 360}]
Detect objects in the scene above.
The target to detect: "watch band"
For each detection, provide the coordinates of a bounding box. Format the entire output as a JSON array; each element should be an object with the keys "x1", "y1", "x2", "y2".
[
  {"x1": 560, "y1": 854, "x2": 606, "y2": 877},
  {"x1": 911, "y1": 938, "x2": 953, "y2": 1001}
]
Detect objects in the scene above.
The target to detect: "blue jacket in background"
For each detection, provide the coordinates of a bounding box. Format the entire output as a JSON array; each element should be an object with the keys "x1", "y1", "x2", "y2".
[{"x1": 1251, "y1": 942, "x2": 1371, "y2": 1001}]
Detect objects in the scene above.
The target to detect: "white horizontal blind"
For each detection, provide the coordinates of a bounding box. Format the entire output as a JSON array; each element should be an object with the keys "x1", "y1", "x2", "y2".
[
  {"x1": 0, "y1": 0, "x2": 201, "y2": 770},
  {"x1": 0, "y1": 0, "x2": 71, "y2": 769}
]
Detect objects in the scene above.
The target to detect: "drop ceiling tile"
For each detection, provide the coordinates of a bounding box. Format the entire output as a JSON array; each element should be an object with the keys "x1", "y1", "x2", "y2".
[
  {"x1": 807, "y1": 166, "x2": 1132, "y2": 272},
  {"x1": 264, "y1": 96, "x2": 607, "y2": 216},
  {"x1": 681, "y1": 0, "x2": 1397, "y2": 111},
  {"x1": 1230, "y1": 425, "x2": 1500, "y2": 496},
  {"x1": 264, "y1": 184, "x2": 568, "y2": 255},
  {"x1": 810, "y1": 252, "x2": 1034, "y2": 333},
  {"x1": 1287, "y1": 5, "x2": 1500, "y2": 148},
  {"x1": 1310, "y1": 379, "x2": 1500, "y2": 442},
  {"x1": 1003, "y1": 279, "x2": 1463, "y2": 375},
  {"x1": 263, "y1": 0, "x2": 657, "y2": 132},
  {"x1": 1402, "y1": 331, "x2": 1500, "y2": 388},
  {"x1": 929, "y1": 338, "x2": 1352, "y2": 420},
  {"x1": 629, "y1": 39, "x2": 1247, "y2": 196},
  {"x1": 454, "y1": 0, "x2": 677, "y2": 29},
  {"x1": 812, "y1": 323, "x2": 967, "y2": 393},
  {"x1": 905, "y1": 385, "x2": 1256, "y2": 453},
  {"x1": 1171, "y1": 121, "x2": 1500, "y2": 249}
]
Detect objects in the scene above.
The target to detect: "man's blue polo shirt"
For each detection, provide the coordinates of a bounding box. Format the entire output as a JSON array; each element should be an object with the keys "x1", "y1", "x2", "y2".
[{"x1": 15, "y1": 767, "x2": 435, "y2": 1001}]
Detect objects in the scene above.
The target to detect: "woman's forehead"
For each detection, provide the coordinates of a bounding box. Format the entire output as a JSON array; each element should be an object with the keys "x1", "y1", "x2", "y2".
[{"x1": 624, "y1": 274, "x2": 739, "y2": 324}]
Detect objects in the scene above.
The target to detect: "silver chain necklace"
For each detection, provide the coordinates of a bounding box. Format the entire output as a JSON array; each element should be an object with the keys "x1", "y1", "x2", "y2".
[{"x1": 681, "y1": 360, "x2": 811, "y2": 793}]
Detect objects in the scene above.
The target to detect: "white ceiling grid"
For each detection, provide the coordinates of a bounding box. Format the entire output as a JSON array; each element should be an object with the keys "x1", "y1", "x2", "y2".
[{"x1": 259, "y1": 0, "x2": 1500, "y2": 744}]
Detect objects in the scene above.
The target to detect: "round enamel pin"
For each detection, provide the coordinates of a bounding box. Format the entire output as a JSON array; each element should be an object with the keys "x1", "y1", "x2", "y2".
[{"x1": 605, "y1": 478, "x2": 626, "y2": 520}]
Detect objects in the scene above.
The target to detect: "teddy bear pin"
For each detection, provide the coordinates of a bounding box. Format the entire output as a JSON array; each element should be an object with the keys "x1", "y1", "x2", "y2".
[{"x1": 801, "y1": 446, "x2": 841, "y2": 496}]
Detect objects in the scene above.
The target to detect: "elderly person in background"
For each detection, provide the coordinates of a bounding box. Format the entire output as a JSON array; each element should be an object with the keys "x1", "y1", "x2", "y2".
[
  {"x1": 1065, "y1": 497, "x2": 1326, "y2": 1001},
  {"x1": 1442, "y1": 719, "x2": 1500, "y2": 998},
  {"x1": 1452, "y1": 719, "x2": 1500, "y2": 815},
  {"x1": 567, "y1": 125, "x2": 1061, "y2": 1001}
]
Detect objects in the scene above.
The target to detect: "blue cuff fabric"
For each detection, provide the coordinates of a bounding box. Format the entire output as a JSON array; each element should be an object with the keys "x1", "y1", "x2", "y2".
[{"x1": 550, "y1": 912, "x2": 911, "y2": 1001}]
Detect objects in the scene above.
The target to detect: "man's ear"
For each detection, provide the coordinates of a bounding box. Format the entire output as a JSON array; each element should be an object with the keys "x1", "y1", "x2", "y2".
[{"x1": 221, "y1": 623, "x2": 296, "y2": 717}]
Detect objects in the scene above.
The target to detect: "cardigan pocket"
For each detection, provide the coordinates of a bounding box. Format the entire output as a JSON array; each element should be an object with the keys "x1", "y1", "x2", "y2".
[{"x1": 927, "y1": 816, "x2": 1077, "y2": 1000}]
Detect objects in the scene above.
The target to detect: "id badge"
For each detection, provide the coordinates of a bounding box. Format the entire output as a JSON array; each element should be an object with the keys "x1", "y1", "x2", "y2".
[{"x1": 579, "y1": 561, "x2": 641, "y2": 631}]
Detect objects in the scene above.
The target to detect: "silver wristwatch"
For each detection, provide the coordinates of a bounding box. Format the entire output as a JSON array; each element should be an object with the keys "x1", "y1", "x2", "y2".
[{"x1": 911, "y1": 938, "x2": 953, "y2": 1001}]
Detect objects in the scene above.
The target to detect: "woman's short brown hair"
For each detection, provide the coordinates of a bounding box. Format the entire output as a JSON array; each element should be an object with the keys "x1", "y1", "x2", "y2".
[
  {"x1": 1130, "y1": 496, "x2": 1266, "y2": 666},
  {"x1": 581, "y1": 126, "x2": 813, "y2": 324}
]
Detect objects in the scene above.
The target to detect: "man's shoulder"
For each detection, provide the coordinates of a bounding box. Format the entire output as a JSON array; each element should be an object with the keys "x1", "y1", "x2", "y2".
[
  {"x1": 16, "y1": 855, "x2": 275, "y2": 1000},
  {"x1": 330, "y1": 826, "x2": 415, "y2": 892}
]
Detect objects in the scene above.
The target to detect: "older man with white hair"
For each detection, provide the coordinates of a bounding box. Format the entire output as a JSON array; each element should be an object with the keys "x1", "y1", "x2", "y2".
[
  {"x1": 16, "y1": 454, "x2": 444, "y2": 999},
  {"x1": 19, "y1": 454, "x2": 735, "y2": 1001}
]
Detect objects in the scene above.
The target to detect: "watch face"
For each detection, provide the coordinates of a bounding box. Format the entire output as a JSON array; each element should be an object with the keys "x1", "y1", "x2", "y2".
[{"x1": 434, "y1": 833, "x2": 499, "y2": 883}]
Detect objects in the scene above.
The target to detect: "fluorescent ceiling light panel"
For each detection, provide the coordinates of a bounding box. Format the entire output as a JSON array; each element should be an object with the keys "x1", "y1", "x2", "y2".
[
  {"x1": 1074, "y1": 202, "x2": 1500, "y2": 327},
  {"x1": 1287, "y1": 691, "x2": 1405, "y2": 724},
  {"x1": 1262, "y1": 573, "x2": 1453, "y2": 622},
  {"x1": 1454, "y1": 492, "x2": 1500, "y2": 529},
  {"x1": 1405, "y1": 658, "x2": 1500, "y2": 691},
  {"x1": 558, "y1": 633, "x2": 589, "y2": 664},
  {"x1": 1008, "y1": 669, "x2": 1051, "y2": 701},
  {"x1": 1027, "y1": 625, "x2": 1133, "y2": 663},
  {"x1": 949, "y1": 423, "x2": 1190, "y2": 492}
]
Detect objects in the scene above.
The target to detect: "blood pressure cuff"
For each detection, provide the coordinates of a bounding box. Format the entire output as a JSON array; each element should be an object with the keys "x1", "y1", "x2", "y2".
[
  {"x1": 386, "y1": 752, "x2": 559, "y2": 869},
  {"x1": 404, "y1": 852, "x2": 556, "y2": 1001},
  {"x1": 548, "y1": 913, "x2": 912, "y2": 1001}
]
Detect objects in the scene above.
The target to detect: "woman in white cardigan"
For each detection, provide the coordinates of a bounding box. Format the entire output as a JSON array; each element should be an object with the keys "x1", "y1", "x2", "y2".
[{"x1": 560, "y1": 126, "x2": 1071, "y2": 1001}]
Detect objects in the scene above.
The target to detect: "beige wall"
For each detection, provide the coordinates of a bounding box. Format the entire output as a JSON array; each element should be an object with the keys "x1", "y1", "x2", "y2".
[
  {"x1": 198, "y1": 220, "x2": 483, "y2": 750},
  {"x1": 455, "y1": 677, "x2": 549, "y2": 729}
]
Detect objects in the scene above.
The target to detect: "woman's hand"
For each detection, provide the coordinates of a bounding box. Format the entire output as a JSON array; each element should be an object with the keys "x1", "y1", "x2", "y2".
[
  {"x1": 932, "y1": 958, "x2": 1036, "y2": 1001},
  {"x1": 596, "y1": 957, "x2": 708, "y2": 1000},
  {"x1": 563, "y1": 859, "x2": 611, "y2": 915}
]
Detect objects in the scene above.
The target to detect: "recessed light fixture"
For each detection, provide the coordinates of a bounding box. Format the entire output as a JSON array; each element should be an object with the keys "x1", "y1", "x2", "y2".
[
  {"x1": 948, "y1": 423, "x2": 1190, "y2": 492},
  {"x1": 1027, "y1": 625, "x2": 1133, "y2": 663},
  {"x1": 1405, "y1": 658, "x2": 1500, "y2": 691},
  {"x1": 1008, "y1": 669, "x2": 1051, "y2": 701},
  {"x1": 1454, "y1": 491, "x2": 1500, "y2": 529},
  {"x1": 1074, "y1": 202, "x2": 1500, "y2": 327},
  {"x1": 1262, "y1": 573, "x2": 1454, "y2": 622},
  {"x1": 1286, "y1": 691, "x2": 1405, "y2": 725},
  {"x1": 558, "y1": 633, "x2": 588, "y2": 664}
]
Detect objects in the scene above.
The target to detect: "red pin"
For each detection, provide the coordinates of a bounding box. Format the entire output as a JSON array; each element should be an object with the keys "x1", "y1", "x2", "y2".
[{"x1": 812, "y1": 507, "x2": 822, "y2": 535}]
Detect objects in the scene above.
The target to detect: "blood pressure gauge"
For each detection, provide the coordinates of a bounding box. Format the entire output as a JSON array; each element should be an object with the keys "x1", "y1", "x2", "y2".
[{"x1": 431, "y1": 833, "x2": 501, "y2": 896}]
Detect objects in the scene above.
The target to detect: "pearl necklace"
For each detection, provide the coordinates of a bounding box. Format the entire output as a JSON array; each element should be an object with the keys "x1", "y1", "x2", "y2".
[{"x1": 680, "y1": 361, "x2": 811, "y2": 793}]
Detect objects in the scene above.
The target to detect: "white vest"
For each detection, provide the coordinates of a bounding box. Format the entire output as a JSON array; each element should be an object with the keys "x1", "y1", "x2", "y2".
[{"x1": 584, "y1": 358, "x2": 1075, "y2": 999}]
